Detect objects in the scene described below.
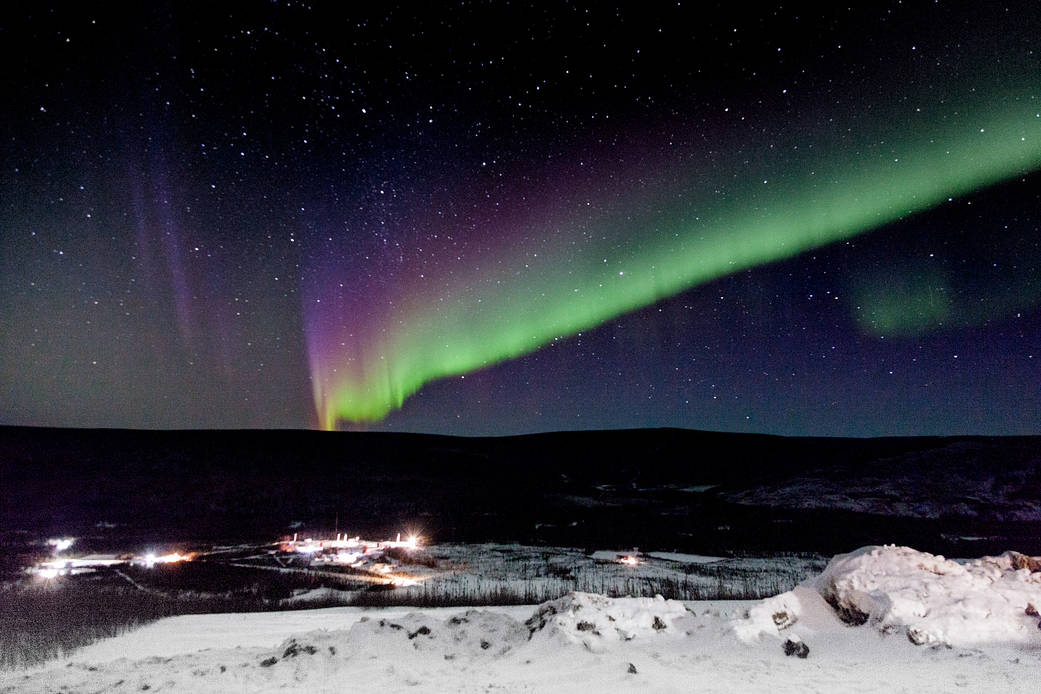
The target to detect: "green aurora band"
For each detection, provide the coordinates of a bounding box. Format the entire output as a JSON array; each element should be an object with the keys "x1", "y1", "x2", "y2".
[
  {"x1": 310, "y1": 89, "x2": 1041, "y2": 430},
  {"x1": 853, "y1": 255, "x2": 1041, "y2": 337}
]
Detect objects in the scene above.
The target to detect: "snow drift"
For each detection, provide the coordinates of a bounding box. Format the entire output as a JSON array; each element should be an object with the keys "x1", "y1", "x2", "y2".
[
  {"x1": 739, "y1": 545, "x2": 1041, "y2": 650},
  {"x1": 814, "y1": 545, "x2": 1041, "y2": 647}
]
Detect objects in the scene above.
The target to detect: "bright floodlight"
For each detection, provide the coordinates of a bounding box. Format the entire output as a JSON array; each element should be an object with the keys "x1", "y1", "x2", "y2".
[
  {"x1": 294, "y1": 540, "x2": 323, "y2": 554},
  {"x1": 144, "y1": 551, "x2": 186, "y2": 567},
  {"x1": 48, "y1": 538, "x2": 74, "y2": 552}
]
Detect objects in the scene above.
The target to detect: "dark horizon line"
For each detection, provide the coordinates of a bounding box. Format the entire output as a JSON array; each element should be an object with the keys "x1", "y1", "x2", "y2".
[{"x1": 1, "y1": 422, "x2": 1038, "y2": 443}]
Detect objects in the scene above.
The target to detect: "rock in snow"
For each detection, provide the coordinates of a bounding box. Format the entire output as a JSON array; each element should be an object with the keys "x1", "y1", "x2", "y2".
[{"x1": 782, "y1": 637, "x2": 810, "y2": 658}]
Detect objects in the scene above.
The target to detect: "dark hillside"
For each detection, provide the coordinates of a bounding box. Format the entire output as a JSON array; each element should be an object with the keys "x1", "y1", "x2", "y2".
[{"x1": 2, "y1": 426, "x2": 1039, "y2": 555}]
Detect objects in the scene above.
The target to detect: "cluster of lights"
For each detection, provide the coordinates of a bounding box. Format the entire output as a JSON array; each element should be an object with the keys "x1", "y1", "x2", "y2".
[
  {"x1": 34, "y1": 537, "x2": 189, "y2": 580},
  {"x1": 280, "y1": 532, "x2": 425, "y2": 586},
  {"x1": 33, "y1": 530, "x2": 421, "y2": 585},
  {"x1": 285, "y1": 532, "x2": 421, "y2": 556}
]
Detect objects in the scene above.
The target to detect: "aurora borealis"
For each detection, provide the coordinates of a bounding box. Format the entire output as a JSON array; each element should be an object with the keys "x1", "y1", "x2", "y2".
[
  {"x1": 3, "y1": 2, "x2": 1040, "y2": 436},
  {"x1": 307, "y1": 89, "x2": 1041, "y2": 428}
]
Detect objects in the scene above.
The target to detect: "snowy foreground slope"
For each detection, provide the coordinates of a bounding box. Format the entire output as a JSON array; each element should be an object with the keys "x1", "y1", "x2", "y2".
[{"x1": 4, "y1": 546, "x2": 1040, "y2": 693}]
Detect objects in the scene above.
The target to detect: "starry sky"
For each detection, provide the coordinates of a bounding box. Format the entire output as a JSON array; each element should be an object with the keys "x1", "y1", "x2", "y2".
[{"x1": 2, "y1": 1, "x2": 1039, "y2": 436}]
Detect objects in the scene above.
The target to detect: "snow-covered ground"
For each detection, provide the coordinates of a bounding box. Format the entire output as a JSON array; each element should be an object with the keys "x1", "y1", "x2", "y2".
[{"x1": 3, "y1": 545, "x2": 1039, "y2": 693}]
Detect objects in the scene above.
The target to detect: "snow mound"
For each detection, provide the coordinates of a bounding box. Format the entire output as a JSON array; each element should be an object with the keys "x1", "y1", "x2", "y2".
[
  {"x1": 339, "y1": 609, "x2": 529, "y2": 659},
  {"x1": 525, "y1": 591, "x2": 691, "y2": 651},
  {"x1": 734, "y1": 583, "x2": 846, "y2": 645},
  {"x1": 440, "y1": 608, "x2": 530, "y2": 656},
  {"x1": 814, "y1": 545, "x2": 1041, "y2": 647}
]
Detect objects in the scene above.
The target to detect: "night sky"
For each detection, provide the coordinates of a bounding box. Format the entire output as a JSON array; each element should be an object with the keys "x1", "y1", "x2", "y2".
[{"x1": 2, "y1": 2, "x2": 1039, "y2": 436}]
